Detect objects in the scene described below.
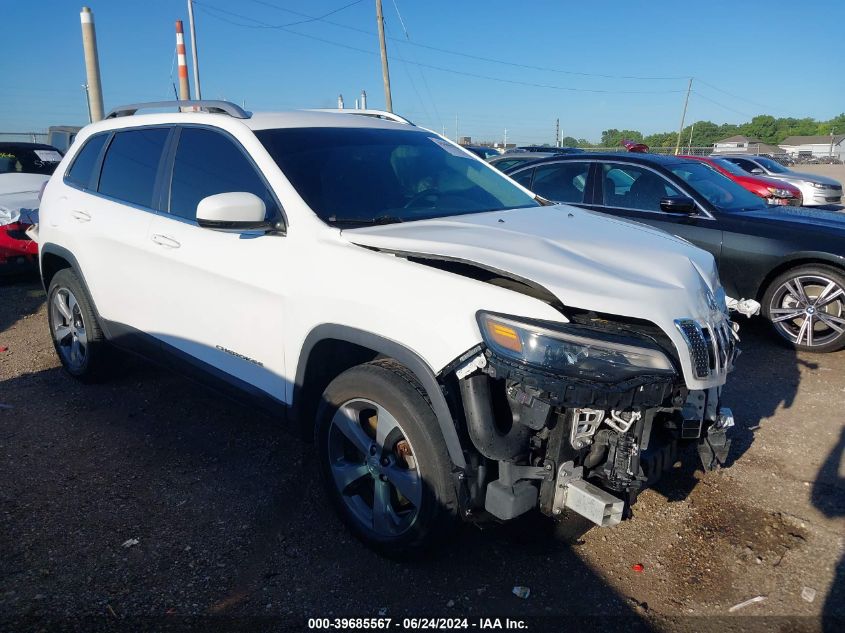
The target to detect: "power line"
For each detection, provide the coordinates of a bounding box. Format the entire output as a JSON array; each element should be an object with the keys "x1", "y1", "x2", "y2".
[
  {"x1": 691, "y1": 91, "x2": 754, "y2": 118},
  {"x1": 197, "y1": 2, "x2": 684, "y2": 95},
  {"x1": 695, "y1": 78, "x2": 776, "y2": 112},
  {"x1": 224, "y1": 0, "x2": 688, "y2": 81},
  {"x1": 195, "y1": 0, "x2": 364, "y2": 30}
]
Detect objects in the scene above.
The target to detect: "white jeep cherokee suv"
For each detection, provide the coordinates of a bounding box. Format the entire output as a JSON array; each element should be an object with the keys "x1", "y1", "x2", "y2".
[{"x1": 38, "y1": 101, "x2": 737, "y2": 555}]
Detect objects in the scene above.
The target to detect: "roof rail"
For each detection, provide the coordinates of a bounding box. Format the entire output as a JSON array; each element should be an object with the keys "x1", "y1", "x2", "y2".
[
  {"x1": 104, "y1": 100, "x2": 251, "y2": 120},
  {"x1": 309, "y1": 109, "x2": 415, "y2": 126}
]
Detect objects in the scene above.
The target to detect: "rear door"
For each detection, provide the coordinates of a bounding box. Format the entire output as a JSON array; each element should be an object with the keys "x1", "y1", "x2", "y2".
[
  {"x1": 144, "y1": 125, "x2": 289, "y2": 402},
  {"x1": 65, "y1": 127, "x2": 172, "y2": 341}
]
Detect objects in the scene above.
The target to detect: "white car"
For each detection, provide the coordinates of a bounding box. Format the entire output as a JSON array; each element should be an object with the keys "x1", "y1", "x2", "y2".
[
  {"x1": 38, "y1": 101, "x2": 737, "y2": 554},
  {"x1": 718, "y1": 154, "x2": 842, "y2": 206}
]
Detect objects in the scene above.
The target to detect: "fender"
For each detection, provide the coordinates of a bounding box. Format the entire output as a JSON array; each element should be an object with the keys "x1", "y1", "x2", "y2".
[
  {"x1": 293, "y1": 324, "x2": 467, "y2": 469},
  {"x1": 39, "y1": 242, "x2": 117, "y2": 340}
]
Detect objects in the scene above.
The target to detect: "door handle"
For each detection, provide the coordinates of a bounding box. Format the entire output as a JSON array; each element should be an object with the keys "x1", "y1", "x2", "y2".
[
  {"x1": 70, "y1": 209, "x2": 91, "y2": 222},
  {"x1": 151, "y1": 234, "x2": 181, "y2": 249}
]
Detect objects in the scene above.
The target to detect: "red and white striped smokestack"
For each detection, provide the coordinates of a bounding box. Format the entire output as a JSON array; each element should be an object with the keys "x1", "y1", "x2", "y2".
[{"x1": 175, "y1": 20, "x2": 191, "y2": 102}]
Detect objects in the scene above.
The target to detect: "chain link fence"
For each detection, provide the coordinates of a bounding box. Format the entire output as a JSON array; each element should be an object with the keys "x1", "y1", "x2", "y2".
[{"x1": 0, "y1": 131, "x2": 49, "y2": 144}]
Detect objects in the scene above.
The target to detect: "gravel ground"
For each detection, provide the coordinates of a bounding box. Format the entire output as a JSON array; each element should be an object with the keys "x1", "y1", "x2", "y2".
[{"x1": 1, "y1": 275, "x2": 843, "y2": 632}]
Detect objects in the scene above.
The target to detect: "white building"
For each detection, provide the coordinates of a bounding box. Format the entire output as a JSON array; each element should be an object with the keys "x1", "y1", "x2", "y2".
[
  {"x1": 779, "y1": 134, "x2": 845, "y2": 160},
  {"x1": 712, "y1": 135, "x2": 784, "y2": 156}
]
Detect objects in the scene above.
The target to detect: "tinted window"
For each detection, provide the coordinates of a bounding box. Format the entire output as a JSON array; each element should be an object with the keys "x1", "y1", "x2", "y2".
[
  {"x1": 671, "y1": 162, "x2": 766, "y2": 212},
  {"x1": 492, "y1": 158, "x2": 528, "y2": 171},
  {"x1": 601, "y1": 164, "x2": 680, "y2": 211},
  {"x1": 169, "y1": 128, "x2": 279, "y2": 221},
  {"x1": 257, "y1": 127, "x2": 537, "y2": 226},
  {"x1": 65, "y1": 135, "x2": 106, "y2": 188},
  {"x1": 0, "y1": 144, "x2": 63, "y2": 176},
  {"x1": 511, "y1": 169, "x2": 534, "y2": 188},
  {"x1": 725, "y1": 157, "x2": 758, "y2": 173},
  {"x1": 98, "y1": 128, "x2": 169, "y2": 207},
  {"x1": 753, "y1": 156, "x2": 789, "y2": 174},
  {"x1": 531, "y1": 162, "x2": 589, "y2": 203}
]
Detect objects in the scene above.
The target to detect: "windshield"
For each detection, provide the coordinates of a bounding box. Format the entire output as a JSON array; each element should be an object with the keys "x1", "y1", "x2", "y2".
[
  {"x1": 754, "y1": 156, "x2": 789, "y2": 174},
  {"x1": 256, "y1": 127, "x2": 538, "y2": 226},
  {"x1": 711, "y1": 158, "x2": 748, "y2": 176},
  {"x1": 671, "y1": 162, "x2": 767, "y2": 211},
  {"x1": 0, "y1": 145, "x2": 63, "y2": 176}
]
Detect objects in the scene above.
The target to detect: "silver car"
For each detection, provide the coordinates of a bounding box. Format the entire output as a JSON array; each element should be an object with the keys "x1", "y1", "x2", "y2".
[{"x1": 718, "y1": 154, "x2": 842, "y2": 207}]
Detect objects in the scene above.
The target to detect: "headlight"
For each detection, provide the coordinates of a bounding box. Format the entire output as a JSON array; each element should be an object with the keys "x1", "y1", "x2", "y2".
[
  {"x1": 810, "y1": 182, "x2": 825, "y2": 189},
  {"x1": 477, "y1": 312, "x2": 675, "y2": 382},
  {"x1": 766, "y1": 187, "x2": 794, "y2": 197}
]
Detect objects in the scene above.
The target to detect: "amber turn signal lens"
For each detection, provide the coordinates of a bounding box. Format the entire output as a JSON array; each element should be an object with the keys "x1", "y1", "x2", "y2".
[{"x1": 487, "y1": 321, "x2": 523, "y2": 353}]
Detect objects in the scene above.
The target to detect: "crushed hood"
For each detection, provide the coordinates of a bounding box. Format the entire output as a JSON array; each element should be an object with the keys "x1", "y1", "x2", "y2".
[
  {"x1": 0, "y1": 173, "x2": 48, "y2": 223},
  {"x1": 343, "y1": 205, "x2": 733, "y2": 390},
  {"x1": 343, "y1": 205, "x2": 722, "y2": 329}
]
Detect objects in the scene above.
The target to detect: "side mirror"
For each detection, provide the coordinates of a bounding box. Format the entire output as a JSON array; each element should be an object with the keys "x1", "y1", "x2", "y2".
[
  {"x1": 196, "y1": 192, "x2": 269, "y2": 231},
  {"x1": 750, "y1": 167, "x2": 764, "y2": 175},
  {"x1": 659, "y1": 196, "x2": 697, "y2": 214}
]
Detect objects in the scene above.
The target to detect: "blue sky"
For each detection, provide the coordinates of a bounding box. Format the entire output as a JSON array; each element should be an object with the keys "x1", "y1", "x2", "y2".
[{"x1": 2, "y1": 0, "x2": 843, "y2": 144}]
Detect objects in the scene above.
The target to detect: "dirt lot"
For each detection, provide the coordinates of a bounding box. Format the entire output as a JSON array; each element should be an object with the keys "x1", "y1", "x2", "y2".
[{"x1": 1, "y1": 276, "x2": 843, "y2": 632}]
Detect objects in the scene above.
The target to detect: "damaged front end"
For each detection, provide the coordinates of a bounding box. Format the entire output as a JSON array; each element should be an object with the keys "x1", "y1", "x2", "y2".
[{"x1": 451, "y1": 310, "x2": 738, "y2": 528}]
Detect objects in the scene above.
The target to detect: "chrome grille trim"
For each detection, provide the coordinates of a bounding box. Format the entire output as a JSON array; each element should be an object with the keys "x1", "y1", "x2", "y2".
[{"x1": 675, "y1": 316, "x2": 737, "y2": 380}]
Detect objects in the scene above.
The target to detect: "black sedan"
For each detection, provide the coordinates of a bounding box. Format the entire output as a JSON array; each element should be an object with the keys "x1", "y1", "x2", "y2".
[{"x1": 503, "y1": 153, "x2": 845, "y2": 352}]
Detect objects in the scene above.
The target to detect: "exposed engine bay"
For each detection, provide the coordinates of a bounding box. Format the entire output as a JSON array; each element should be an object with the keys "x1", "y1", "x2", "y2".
[{"x1": 449, "y1": 313, "x2": 737, "y2": 527}]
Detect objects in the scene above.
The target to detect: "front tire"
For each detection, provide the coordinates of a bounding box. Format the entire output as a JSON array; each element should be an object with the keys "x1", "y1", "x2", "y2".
[
  {"x1": 47, "y1": 269, "x2": 110, "y2": 381},
  {"x1": 762, "y1": 264, "x2": 845, "y2": 353},
  {"x1": 315, "y1": 360, "x2": 458, "y2": 556}
]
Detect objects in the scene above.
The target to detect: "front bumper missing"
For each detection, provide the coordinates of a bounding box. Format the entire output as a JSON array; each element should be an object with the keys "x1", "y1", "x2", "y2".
[{"x1": 551, "y1": 461, "x2": 624, "y2": 527}]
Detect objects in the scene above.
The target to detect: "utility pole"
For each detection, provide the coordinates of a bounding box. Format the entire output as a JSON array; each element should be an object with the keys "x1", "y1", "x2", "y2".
[
  {"x1": 175, "y1": 21, "x2": 191, "y2": 101},
  {"x1": 375, "y1": 0, "x2": 393, "y2": 112},
  {"x1": 82, "y1": 84, "x2": 92, "y2": 124},
  {"x1": 674, "y1": 77, "x2": 693, "y2": 155},
  {"x1": 687, "y1": 121, "x2": 695, "y2": 154},
  {"x1": 186, "y1": 0, "x2": 202, "y2": 99},
  {"x1": 503, "y1": 128, "x2": 508, "y2": 149},
  {"x1": 79, "y1": 7, "x2": 104, "y2": 122},
  {"x1": 830, "y1": 129, "x2": 836, "y2": 157},
  {"x1": 555, "y1": 118, "x2": 560, "y2": 147}
]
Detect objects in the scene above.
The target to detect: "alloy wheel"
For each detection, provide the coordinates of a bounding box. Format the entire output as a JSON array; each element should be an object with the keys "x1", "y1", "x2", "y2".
[
  {"x1": 769, "y1": 274, "x2": 845, "y2": 347},
  {"x1": 50, "y1": 287, "x2": 88, "y2": 371},
  {"x1": 327, "y1": 398, "x2": 422, "y2": 538}
]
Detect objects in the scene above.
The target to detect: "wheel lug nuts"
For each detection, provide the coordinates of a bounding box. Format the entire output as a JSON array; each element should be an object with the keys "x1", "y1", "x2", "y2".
[
  {"x1": 369, "y1": 446, "x2": 377, "y2": 455},
  {"x1": 381, "y1": 458, "x2": 389, "y2": 466},
  {"x1": 379, "y1": 474, "x2": 387, "y2": 482}
]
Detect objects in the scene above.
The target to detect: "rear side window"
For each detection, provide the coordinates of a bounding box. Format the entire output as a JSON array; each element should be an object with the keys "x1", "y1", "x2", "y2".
[
  {"x1": 65, "y1": 134, "x2": 107, "y2": 189},
  {"x1": 511, "y1": 169, "x2": 534, "y2": 188},
  {"x1": 98, "y1": 128, "x2": 170, "y2": 208},
  {"x1": 168, "y1": 127, "x2": 278, "y2": 221},
  {"x1": 531, "y1": 162, "x2": 589, "y2": 203}
]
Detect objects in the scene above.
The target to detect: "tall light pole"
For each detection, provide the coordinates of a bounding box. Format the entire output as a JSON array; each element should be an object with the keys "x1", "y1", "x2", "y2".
[
  {"x1": 186, "y1": 0, "x2": 202, "y2": 99},
  {"x1": 375, "y1": 0, "x2": 393, "y2": 112},
  {"x1": 674, "y1": 78, "x2": 693, "y2": 155},
  {"x1": 79, "y1": 7, "x2": 104, "y2": 122}
]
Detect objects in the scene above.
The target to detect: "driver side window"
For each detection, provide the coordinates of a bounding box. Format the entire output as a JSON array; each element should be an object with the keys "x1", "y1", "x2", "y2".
[{"x1": 601, "y1": 164, "x2": 680, "y2": 212}]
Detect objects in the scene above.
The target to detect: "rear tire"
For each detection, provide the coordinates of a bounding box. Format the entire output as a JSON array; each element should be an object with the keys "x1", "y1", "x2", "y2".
[
  {"x1": 315, "y1": 359, "x2": 458, "y2": 557},
  {"x1": 47, "y1": 269, "x2": 111, "y2": 381},
  {"x1": 762, "y1": 264, "x2": 845, "y2": 353}
]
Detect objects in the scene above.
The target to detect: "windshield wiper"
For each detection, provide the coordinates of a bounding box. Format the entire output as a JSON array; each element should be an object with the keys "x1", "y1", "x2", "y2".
[{"x1": 329, "y1": 215, "x2": 406, "y2": 227}]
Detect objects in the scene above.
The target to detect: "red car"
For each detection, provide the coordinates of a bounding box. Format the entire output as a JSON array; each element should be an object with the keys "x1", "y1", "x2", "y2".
[
  {"x1": 680, "y1": 155, "x2": 802, "y2": 206},
  {"x1": 0, "y1": 142, "x2": 62, "y2": 273}
]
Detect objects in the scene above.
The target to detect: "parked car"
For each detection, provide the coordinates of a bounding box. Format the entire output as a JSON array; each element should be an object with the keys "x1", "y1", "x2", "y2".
[
  {"x1": 38, "y1": 101, "x2": 737, "y2": 554},
  {"x1": 461, "y1": 144, "x2": 502, "y2": 160},
  {"x1": 503, "y1": 153, "x2": 845, "y2": 352},
  {"x1": 488, "y1": 152, "x2": 559, "y2": 172},
  {"x1": 0, "y1": 142, "x2": 63, "y2": 273},
  {"x1": 681, "y1": 155, "x2": 802, "y2": 206},
  {"x1": 506, "y1": 146, "x2": 585, "y2": 155},
  {"x1": 717, "y1": 154, "x2": 842, "y2": 207}
]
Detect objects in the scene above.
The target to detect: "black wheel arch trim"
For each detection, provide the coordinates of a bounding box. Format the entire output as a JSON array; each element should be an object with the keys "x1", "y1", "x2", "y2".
[
  {"x1": 293, "y1": 324, "x2": 467, "y2": 469},
  {"x1": 39, "y1": 243, "x2": 114, "y2": 339}
]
